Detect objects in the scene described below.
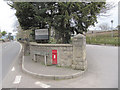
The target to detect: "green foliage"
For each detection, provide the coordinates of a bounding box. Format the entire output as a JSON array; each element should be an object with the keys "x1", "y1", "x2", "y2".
[
  {"x1": 1, "y1": 31, "x2": 7, "y2": 36},
  {"x1": 11, "y1": 2, "x2": 106, "y2": 43},
  {"x1": 12, "y1": 2, "x2": 36, "y2": 30},
  {"x1": 0, "y1": 32, "x2": 2, "y2": 38},
  {"x1": 86, "y1": 31, "x2": 119, "y2": 46},
  {"x1": 49, "y1": 37, "x2": 57, "y2": 44}
]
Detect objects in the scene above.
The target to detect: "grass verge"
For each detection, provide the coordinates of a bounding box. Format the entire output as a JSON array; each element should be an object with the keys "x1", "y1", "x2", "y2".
[{"x1": 86, "y1": 30, "x2": 119, "y2": 46}]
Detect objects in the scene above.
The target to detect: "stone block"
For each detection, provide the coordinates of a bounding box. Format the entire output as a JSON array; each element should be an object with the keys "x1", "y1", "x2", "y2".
[
  {"x1": 72, "y1": 72, "x2": 81, "y2": 78},
  {"x1": 63, "y1": 47, "x2": 67, "y2": 51},
  {"x1": 80, "y1": 65, "x2": 86, "y2": 71},
  {"x1": 43, "y1": 75, "x2": 55, "y2": 80},
  {"x1": 54, "y1": 76, "x2": 65, "y2": 80},
  {"x1": 71, "y1": 64, "x2": 76, "y2": 69},
  {"x1": 75, "y1": 58, "x2": 84, "y2": 62},
  {"x1": 74, "y1": 52, "x2": 83, "y2": 58},
  {"x1": 82, "y1": 51, "x2": 86, "y2": 60},
  {"x1": 64, "y1": 75, "x2": 73, "y2": 79},
  {"x1": 75, "y1": 65, "x2": 81, "y2": 70},
  {"x1": 78, "y1": 62, "x2": 83, "y2": 66},
  {"x1": 72, "y1": 60, "x2": 77, "y2": 65}
]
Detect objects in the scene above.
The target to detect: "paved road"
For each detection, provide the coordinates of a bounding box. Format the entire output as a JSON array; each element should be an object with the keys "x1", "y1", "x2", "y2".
[
  {"x1": 2, "y1": 41, "x2": 21, "y2": 80},
  {"x1": 2, "y1": 44, "x2": 118, "y2": 88},
  {"x1": 0, "y1": 42, "x2": 2, "y2": 87}
]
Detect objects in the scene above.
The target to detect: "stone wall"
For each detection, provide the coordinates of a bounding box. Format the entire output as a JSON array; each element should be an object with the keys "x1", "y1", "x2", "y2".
[
  {"x1": 29, "y1": 34, "x2": 87, "y2": 70},
  {"x1": 21, "y1": 41, "x2": 30, "y2": 56},
  {"x1": 72, "y1": 34, "x2": 87, "y2": 70},
  {"x1": 30, "y1": 43, "x2": 73, "y2": 67}
]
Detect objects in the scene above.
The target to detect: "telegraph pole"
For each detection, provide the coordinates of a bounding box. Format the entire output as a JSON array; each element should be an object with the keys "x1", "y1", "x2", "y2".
[{"x1": 111, "y1": 20, "x2": 113, "y2": 37}]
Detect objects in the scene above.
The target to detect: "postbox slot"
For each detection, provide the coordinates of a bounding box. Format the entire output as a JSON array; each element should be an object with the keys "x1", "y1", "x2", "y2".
[{"x1": 52, "y1": 50, "x2": 57, "y2": 64}]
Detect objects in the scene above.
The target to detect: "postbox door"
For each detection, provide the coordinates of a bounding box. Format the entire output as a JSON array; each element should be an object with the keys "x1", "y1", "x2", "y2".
[{"x1": 52, "y1": 50, "x2": 57, "y2": 64}]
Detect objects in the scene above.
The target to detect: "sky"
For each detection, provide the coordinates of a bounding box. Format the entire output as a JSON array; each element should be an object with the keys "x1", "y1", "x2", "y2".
[
  {"x1": 89, "y1": 0, "x2": 119, "y2": 30},
  {"x1": 0, "y1": 0, "x2": 18, "y2": 35},
  {"x1": 0, "y1": 0, "x2": 119, "y2": 35}
]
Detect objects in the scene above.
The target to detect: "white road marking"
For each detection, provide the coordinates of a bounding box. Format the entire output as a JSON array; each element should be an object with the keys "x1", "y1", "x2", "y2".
[
  {"x1": 13, "y1": 75, "x2": 22, "y2": 84},
  {"x1": 35, "y1": 81, "x2": 50, "y2": 88},
  {"x1": 11, "y1": 67, "x2": 15, "y2": 71}
]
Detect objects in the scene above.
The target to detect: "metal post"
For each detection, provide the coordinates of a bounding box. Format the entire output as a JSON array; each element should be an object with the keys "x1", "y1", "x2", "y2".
[
  {"x1": 111, "y1": 20, "x2": 113, "y2": 37},
  {"x1": 34, "y1": 54, "x2": 36, "y2": 62},
  {"x1": 44, "y1": 55, "x2": 47, "y2": 66}
]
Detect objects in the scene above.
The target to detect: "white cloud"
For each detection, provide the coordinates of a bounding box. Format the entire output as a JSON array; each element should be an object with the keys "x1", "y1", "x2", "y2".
[
  {"x1": 0, "y1": 0, "x2": 18, "y2": 35},
  {"x1": 0, "y1": 0, "x2": 119, "y2": 34},
  {"x1": 89, "y1": 1, "x2": 119, "y2": 30}
]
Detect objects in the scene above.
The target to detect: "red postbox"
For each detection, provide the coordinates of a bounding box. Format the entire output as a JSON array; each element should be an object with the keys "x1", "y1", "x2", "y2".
[{"x1": 52, "y1": 50, "x2": 57, "y2": 64}]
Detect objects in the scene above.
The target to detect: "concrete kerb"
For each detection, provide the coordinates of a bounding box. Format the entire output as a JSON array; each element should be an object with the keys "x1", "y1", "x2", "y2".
[{"x1": 21, "y1": 49, "x2": 86, "y2": 80}]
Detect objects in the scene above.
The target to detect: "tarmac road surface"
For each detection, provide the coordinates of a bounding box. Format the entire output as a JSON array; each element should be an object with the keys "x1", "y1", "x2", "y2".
[
  {"x1": 2, "y1": 44, "x2": 118, "y2": 88},
  {"x1": 1, "y1": 41, "x2": 21, "y2": 80}
]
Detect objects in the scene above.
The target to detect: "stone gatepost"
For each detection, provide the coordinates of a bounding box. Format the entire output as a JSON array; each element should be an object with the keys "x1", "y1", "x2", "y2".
[{"x1": 72, "y1": 34, "x2": 87, "y2": 70}]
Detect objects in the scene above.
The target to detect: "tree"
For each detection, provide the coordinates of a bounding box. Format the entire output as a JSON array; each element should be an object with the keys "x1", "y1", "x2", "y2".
[
  {"x1": 0, "y1": 33, "x2": 2, "y2": 38},
  {"x1": 16, "y1": 25, "x2": 33, "y2": 41},
  {"x1": 10, "y1": 2, "x2": 106, "y2": 43},
  {"x1": 10, "y1": 2, "x2": 51, "y2": 30},
  {"x1": 52, "y1": 2, "x2": 107, "y2": 43},
  {"x1": 1, "y1": 31, "x2": 7, "y2": 36},
  {"x1": 116, "y1": 25, "x2": 120, "y2": 30},
  {"x1": 98, "y1": 23, "x2": 110, "y2": 30},
  {"x1": 0, "y1": 30, "x2": 2, "y2": 38},
  {"x1": 7, "y1": 33, "x2": 12, "y2": 40}
]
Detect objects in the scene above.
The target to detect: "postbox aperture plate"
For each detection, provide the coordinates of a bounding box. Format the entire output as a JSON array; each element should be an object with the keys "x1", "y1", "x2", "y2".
[{"x1": 52, "y1": 50, "x2": 57, "y2": 64}]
